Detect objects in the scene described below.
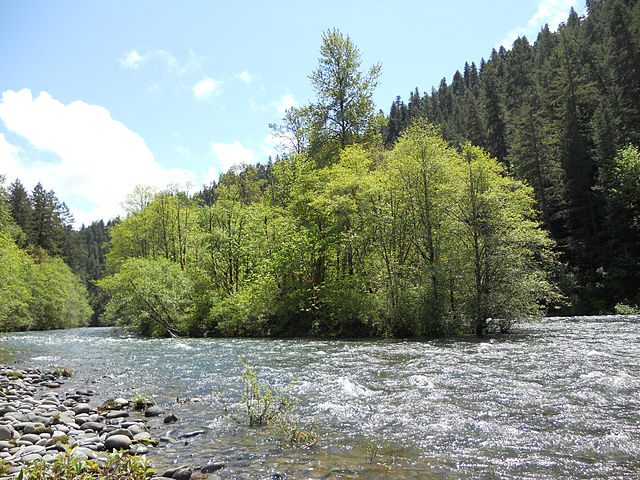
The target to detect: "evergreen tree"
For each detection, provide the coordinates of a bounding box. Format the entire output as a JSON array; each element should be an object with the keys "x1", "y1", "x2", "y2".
[
  {"x1": 29, "y1": 182, "x2": 60, "y2": 253},
  {"x1": 8, "y1": 179, "x2": 31, "y2": 242}
]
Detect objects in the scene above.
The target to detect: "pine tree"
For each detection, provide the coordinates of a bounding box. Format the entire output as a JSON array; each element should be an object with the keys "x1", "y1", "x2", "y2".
[
  {"x1": 8, "y1": 179, "x2": 31, "y2": 243},
  {"x1": 479, "y1": 58, "x2": 507, "y2": 164},
  {"x1": 605, "y1": 0, "x2": 640, "y2": 143}
]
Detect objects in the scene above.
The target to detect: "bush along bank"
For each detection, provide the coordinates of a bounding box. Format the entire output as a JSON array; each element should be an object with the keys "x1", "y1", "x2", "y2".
[{"x1": 0, "y1": 365, "x2": 216, "y2": 479}]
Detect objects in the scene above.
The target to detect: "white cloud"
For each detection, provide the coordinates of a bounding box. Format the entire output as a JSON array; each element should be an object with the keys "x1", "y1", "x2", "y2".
[
  {"x1": 118, "y1": 49, "x2": 202, "y2": 75},
  {"x1": 261, "y1": 133, "x2": 279, "y2": 158},
  {"x1": 273, "y1": 94, "x2": 297, "y2": 116},
  {"x1": 210, "y1": 140, "x2": 256, "y2": 174},
  {"x1": 0, "y1": 133, "x2": 22, "y2": 181},
  {"x1": 192, "y1": 77, "x2": 223, "y2": 100},
  {"x1": 205, "y1": 135, "x2": 285, "y2": 184},
  {"x1": 145, "y1": 83, "x2": 161, "y2": 94},
  {"x1": 235, "y1": 70, "x2": 254, "y2": 85},
  {"x1": 119, "y1": 49, "x2": 145, "y2": 69},
  {"x1": 204, "y1": 165, "x2": 219, "y2": 185},
  {"x1": 499, "y1": 0, "x2": 582, "y2": 48},
  {"x1": 0, "y1": 89, "x2": 194, "y2": 226}
]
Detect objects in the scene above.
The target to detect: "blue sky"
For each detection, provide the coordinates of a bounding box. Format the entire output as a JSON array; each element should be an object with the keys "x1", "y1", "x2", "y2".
[{"x1": 0, "y1": 0, "x2": 582, "y2": 225}]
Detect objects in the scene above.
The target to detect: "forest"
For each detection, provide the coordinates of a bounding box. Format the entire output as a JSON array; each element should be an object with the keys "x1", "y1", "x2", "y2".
[{"x1": 0, "y1": 0, "x2": 638, "y2": 337}]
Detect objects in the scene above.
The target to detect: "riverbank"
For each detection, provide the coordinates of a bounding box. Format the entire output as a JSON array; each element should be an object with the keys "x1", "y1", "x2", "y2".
[{"x1": 0, "y1": 364, "x2": 222, "y2": 479}]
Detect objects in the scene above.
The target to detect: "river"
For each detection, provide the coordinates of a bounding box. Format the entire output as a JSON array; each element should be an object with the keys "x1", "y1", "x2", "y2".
[{"x1": 1, "y1": 316, "x2": 640, "y2": 479}]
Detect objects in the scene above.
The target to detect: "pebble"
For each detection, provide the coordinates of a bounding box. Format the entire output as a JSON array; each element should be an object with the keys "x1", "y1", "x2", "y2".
[{"x1": 73, "y1": 403, "x2": 92, "y2": 415}]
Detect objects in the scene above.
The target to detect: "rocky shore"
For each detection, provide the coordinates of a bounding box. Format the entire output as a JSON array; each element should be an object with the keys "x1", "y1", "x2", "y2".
[{"x1": 0, "y1": 365, "x2": 222, "y2": 479}]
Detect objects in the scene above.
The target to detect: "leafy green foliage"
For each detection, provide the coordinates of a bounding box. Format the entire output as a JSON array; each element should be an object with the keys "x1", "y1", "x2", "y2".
[
  {"x1": 0, "y1": 235, "x2": 91, "y2": 332},
  {"x1": 0, "y1": 234, "x2": 34, "y2": 331},
  {"x1": 382, "y1": 1, "x2": 640, "y2": 313},
  {"x1": 309, "y1": 29, "x2": 381, "y2": 152},
  {"x1": 101, "y1": 124, "x2": 555, "y2": 336},
  {"x1": 97, "y1": 257, "x2": 193, "y2": 337},
  {"x1": 130, "y1": 391, "x2": 152, "y2": 411},
  {"x1": 28, "y1": 255, "x2": 92, "y2": 330},
  {"x1": 614, "y1": 303, "x2": 639, "y2": 315},
  {"x1": 0, "y1": 177, "x2": 93, "y2": 332},
  {"x1": 16, "y1": 449, "x2": 155, "y2": 480},
  {"x1": 96, "y1": 30, "x2": 559, "y2": 337},
  {"x1": 50, "y1": 365, "x2": 73, "y2": 378}
]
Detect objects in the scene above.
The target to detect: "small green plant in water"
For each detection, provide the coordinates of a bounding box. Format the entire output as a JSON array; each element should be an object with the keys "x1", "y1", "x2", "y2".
[
  {"x1": 240, "y1": 361, "x2": 295, "y2": 427},
  {"x1": 365, "y1": 443, "x2": 382, "y2": 464},
  {"x1": 50, "y1": 366, "x2": 73, "y2": 378},
  {"x1": 231, "y1": 360, "x2": 318, "y2": 447},
  {"x1": 276, "y1": 416, "x2": 318, "y2": 447},
  {"x1": 130, "y1": 391, "x2": 151, "y2": 411}
]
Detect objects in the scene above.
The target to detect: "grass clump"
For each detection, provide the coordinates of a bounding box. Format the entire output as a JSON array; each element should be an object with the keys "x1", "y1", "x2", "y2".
[
  {"x1": 50, "y1": 366, "x2": 73, "y2": 378},
  {"x1": 130, "y1": 391, "x2": 152, "y2": 411},
  {"x1": 17, "y1": 449, "x2": 155, "y2": 479}
]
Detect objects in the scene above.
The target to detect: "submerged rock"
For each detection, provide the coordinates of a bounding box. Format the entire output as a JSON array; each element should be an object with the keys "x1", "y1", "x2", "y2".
[
  {"x1": 178, "y1": 430, "x2": 206, "y2": 439},
  {"x1": 145, "y1": 405, "x2": 164, "y2": 417},
  {"x1": 164, "y1": 413, "x2": 178, "y2": 423},
  {"x1": 163, "y1": 466, "x2": 192, "y2": 480},
  {"x1": 200, "y1": 462, "x2": 225, "y2": 473}
]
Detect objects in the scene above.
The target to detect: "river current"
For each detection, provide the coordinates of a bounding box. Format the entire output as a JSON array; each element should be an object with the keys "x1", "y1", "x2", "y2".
[{"x1": 1, "y1": 316, "x2": 640, "y2": 479}]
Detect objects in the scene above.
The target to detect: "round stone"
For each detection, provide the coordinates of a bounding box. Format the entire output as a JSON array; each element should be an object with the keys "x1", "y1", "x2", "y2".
[
  {"x1": 73, "y1": 404, "x2": 91, "y2": 415},
  {"x1": 0, "y1": 425, "x2": 13, "y2": 441},
  {"x1": 104, "y1": 434, "x2": 131, "y2": 450},
  {"x1": 144, "y1": 405, "x2": 164, "y2": 417}
]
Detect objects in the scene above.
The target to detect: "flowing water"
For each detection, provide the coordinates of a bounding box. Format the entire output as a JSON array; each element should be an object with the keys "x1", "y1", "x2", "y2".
[{"x1": 2, "y1": 316, "x2": 640, "y2": 479}]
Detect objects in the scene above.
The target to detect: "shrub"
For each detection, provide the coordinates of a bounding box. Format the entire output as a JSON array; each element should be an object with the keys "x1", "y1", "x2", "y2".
[{"x1": 614, "y1": 303, "x2": 639, "y2": 315}]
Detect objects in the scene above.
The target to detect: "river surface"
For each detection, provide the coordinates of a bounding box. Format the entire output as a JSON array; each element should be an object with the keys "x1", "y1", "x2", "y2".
[{"x1": 1, "y1": 316, "x2": 640, "y2": 479}]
